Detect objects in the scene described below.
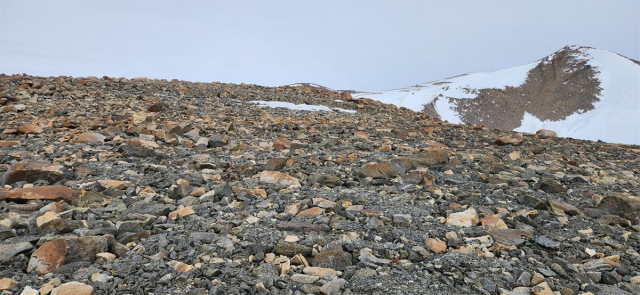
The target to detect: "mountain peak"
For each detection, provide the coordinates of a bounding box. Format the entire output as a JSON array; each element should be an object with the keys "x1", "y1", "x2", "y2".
[{"x1": 353, "y1": 46, "x2": 639, "y2": 145}]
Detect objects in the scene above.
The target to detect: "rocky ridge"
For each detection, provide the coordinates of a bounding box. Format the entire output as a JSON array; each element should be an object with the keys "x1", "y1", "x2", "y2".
[{"x1": 0, "y1": 74, "x2": 639, "y2": 295}]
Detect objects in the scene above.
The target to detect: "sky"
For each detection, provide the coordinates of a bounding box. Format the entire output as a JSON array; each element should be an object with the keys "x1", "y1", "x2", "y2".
[{"x1": 0, "y1": 0, "x2": 638, "y2": 92}]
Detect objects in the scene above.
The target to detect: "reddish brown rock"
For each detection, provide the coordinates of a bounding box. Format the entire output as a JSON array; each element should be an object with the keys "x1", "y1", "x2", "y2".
[
  {"x1": 495, "y1": 133, "x2": 523, "y2": 146},
  {"x1": 0, "y1": 160, "x2": 65, "y2": 185},
  {"x1": 425, "y1": 238, "x2": 447, "y2": 253},
  {"x1": 445, "y1": 208, "x2": 479, "y2": 227},
  {"x1": 27, "y1": 236, "x2": 108, "y2": 275},
  {"x1": 168, "y1": 206, "x2": 195, "y2": 219},
  {"x1": 480, "y1": 215, "x2": 508, "y2": 230},
  {"x1": 536, "y1": 129, "x2": 557, "y2": 138},
  {"x1": 72, "y1": 132, "x2": 105, "y2": 144},
  {"x1": 17, "y1": 123, "x2": 43, "y2": 134},
  {"x1": 297, "y1": 207, "x2": 324, "y2": 217},
  {"x1": 52, "y1": 281, "x2": 94, "y2": 295},
  {"x1": 4, "y1": 186, "x2": 73, "y2": 203},
  {"x1": 27, "y1": 239, "x2": 67, "y2": 275},
  {"x1": 257, "y1": 171, "x2": 301, "y2": 187},
  {"x1": 272, "y1": 137, "x2": 292, "y2": 151},
  {"x1": 0, "y1": 140, "x2": 20, "y2": 147}
]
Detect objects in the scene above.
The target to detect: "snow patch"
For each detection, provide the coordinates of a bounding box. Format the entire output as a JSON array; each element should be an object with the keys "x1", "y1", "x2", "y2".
[{"x1": 249, "y1": 101, "x2": 357, "y2": 113}]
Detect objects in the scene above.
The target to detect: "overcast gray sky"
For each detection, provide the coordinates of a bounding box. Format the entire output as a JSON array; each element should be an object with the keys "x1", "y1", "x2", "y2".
[{"x1": 1, "y1": 0, "x2": 638, "y2": 92}]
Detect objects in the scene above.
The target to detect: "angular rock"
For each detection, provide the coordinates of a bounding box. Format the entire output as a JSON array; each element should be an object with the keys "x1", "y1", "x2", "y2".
[
  {"x1": 597, "y1": 194, "x2": 640, "y2": 224},
  {"x1": 52, "y1": 281, "x2": 94, "y2": 295},
  {"x1": 536, "y1": 129, "x2": 557, "y2": 138},
  {"x1": 4, "y1": 185, "x2": 73, "y2": 203},
  {"x1": 489, "y1": 229, "x2": 534, "y2": 247},
  {"x1": 425, "y1": 238, "x2": 447, "y2": 253},
  {"x1": 274, "y1": 240, "x2": 312, "y2": 257},
  {"x1": 17, "y1": 123, "x2": 43, "y2": 134},
  {"x1": 257, "y1": 171, "x2": 301, "y2": 188},
  {"x1": 533, "y1": 179, "x2": 566, "y2": 194},
  {"x1": 0, "y1": 242, "x2": 34, "y2": 262},
  {"x1": 72, "y1": 132, "x2": 105, "y2": 144},
  {"x1": 495, "y1": 133, "x2": 523, "y2": 146},
  {"x1": 445, "y1": 208, "x2": 479, "y2": 227},
  {"x1": 303, "y1": 267, "x2": 342, "y2": 279}
]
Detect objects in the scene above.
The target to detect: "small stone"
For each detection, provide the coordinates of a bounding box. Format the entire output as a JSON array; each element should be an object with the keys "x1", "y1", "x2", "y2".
[
  {"x1": 19, "y1": 286, "x2": 39, "y2": 295},
  {"x1": 168, "y1": 206, "x2": 195, "y2": 219},
  {"x1": 354, "y1": 131, "x2": 369, "y2": 139},
  {"x1": 531, "y1": 282, "x2": 552, "y2": 295},
  {"x1": 0, "y1": 278, "x2": 19, "y2": 290},
  {"x1": 297, "y1": 207, "x2": 323, "y2": 217},
  {"x1": 17, "y1": 123, "x2": 43, "y2": 134},
  {"x1": 36, "y1": 211, "x2": 60, "y2": 227},
  {"x1": 284, "y1": 235, "x2": 300, "y2": 243},
  {"x1": 495, "y1": 133, "x2": 523, "y2": 146},
  {"x1": 425, "y1": 238, "x2": 447, "y2": 253},
  {"x1": 96, "y1": 179, "x2": 132, "y2": 189},
  {"x1": 446, "y1": 208, "x2": 479, "y2": 227},
  {"x1": 173, "y1": 261, "x2": 193, "y2": 272},
  {"x1": 257, "y1": 171, "x2": 301, "y2": 188},
  {"x1": 393, "y1": 214, "x2": 412, "y2": 224},
  {"x1": 535, "y1": 129, "x2": 557, "y2": 138},
  {"x1": 320, "y1": 278, "x2": 346, "y2": 295},
  {"x1": 530, "y1": 272, "x2": 545, "y2": 285},
  {"x1": 313, "y1": 197, "x2": 337, "y2": 209},
  {"x1": 291, "y1": 274, "x2": 319, "y2": 284},
  {"x1": 96, "y1": 252, "x2": 116, "y2": 261},
  {"x1": 274, "y1": 240, "x2": 312, "y2": 257},
  {"x1": 303, "y1": 267, "x2": 342, "y2": 279},
  {"x1": 91, "y1": 273, "x2": 111, "y2": 283},
  {"x1": 51, "y1": 281, "x2": 94, "y2": 295},
  {"x1": 480, "y1": 215, "x2": 508, "y2": 229},
  {"x1": 534, "y1": 236, "x2": 560, "y2": 249},
  {"x1": 533, "y1": 179, "x2": 566, "y2": 194},
  {"x1": 351, "y1": 268, "x2": 376, "y2": 280},
  {"x1": 585, "y1": 248, "x2": 597, "y2": 257},
  {"x1": 72, "y1": 132, "x2": 105, "y2": 144}
]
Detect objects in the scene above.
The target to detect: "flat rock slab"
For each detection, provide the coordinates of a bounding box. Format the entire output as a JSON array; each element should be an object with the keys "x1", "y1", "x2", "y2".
[
  {"x1": 2, "y1": 186, "x2": 73, "y2": 203},
  {"x1": 0, "y1": 242, "x2": 34, "y2": 262},
  {"x1": 489, "y1": 229, "x2": 534, "y2": 247},
  {"x1": 0, "y1": 159, "x2": 65, "y2": 185}
]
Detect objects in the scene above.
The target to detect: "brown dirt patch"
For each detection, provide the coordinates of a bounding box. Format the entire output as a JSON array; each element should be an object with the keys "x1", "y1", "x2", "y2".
[{"x1": 448, "y1": 46, "x2": 603, "y2": 130}]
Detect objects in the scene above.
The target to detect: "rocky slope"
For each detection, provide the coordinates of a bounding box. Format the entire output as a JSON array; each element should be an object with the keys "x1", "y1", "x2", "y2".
[
  {"x1": 0, "y1": 74, "x2": 639, "y2": 295},
  {"x1": 352, "y1": 46, "x2": 640, "y2": 145}
]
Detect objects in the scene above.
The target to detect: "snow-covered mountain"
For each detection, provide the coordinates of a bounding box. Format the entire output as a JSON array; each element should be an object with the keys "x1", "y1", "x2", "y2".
[{"x1": 352, "y1": 46, "x2": 640, "y2": 145}]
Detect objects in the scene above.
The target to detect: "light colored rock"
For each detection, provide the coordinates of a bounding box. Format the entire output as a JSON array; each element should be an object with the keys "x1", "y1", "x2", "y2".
[
  {"x1": 303, "y1": 266, "x2": 342, "y2": 279},
  {"x1": 168, "y1": 206, "x2": 195, "y2": 219},
  {"x1": 17, "y1": 123, "x2": 43, "y2": 134},
  {"x1": 531, "y1": 281, "x2": 552, "y2": 295},
  {"x1": 19, "y1": 286, "x2": 39, "y2": 295},
  {"x1": 0, "y1": 278, "x2": 19, "y2": 290},
  {"x1": 284, "y1": 235, "x2": 300, "y2": 243},
  {"x1": 425, "y1": 238, "x2": 447, "y2": 253},
  {"x1": 51, "y1": 281, "x2": 94, "y2": 295},
  {"x1": 536, "y1": 129, "x2": 557, "y2": 138},
  {"x1": 97, "y1": 179, "x2": 132, "y2": 189},
  {"x1": 291, "y1": 274, "x2": 319, "y2": 284},
  {"x1": 37, "y1": 211, "x2": 61, "y2": 227},
  {"x1": 445, "y1": 208, "x2": 479, "y2": 227},
  {"x1": 480, "y1": 215, "x2": 508, "y2": 229},
  {"x1": 73, "y1": 132, "x2": 105, "y2": 144},
  {"x1": 297, "y1": 207, "x2": 323, "y2": 217},
  {"x1": 258, "y1": 171, "x2": 301, "y2": 188}
]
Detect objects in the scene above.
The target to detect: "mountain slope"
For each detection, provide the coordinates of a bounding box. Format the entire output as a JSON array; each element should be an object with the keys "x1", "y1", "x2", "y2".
[{"x1": 353, "y1": 46, "x2": 640, "y2": 145}]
